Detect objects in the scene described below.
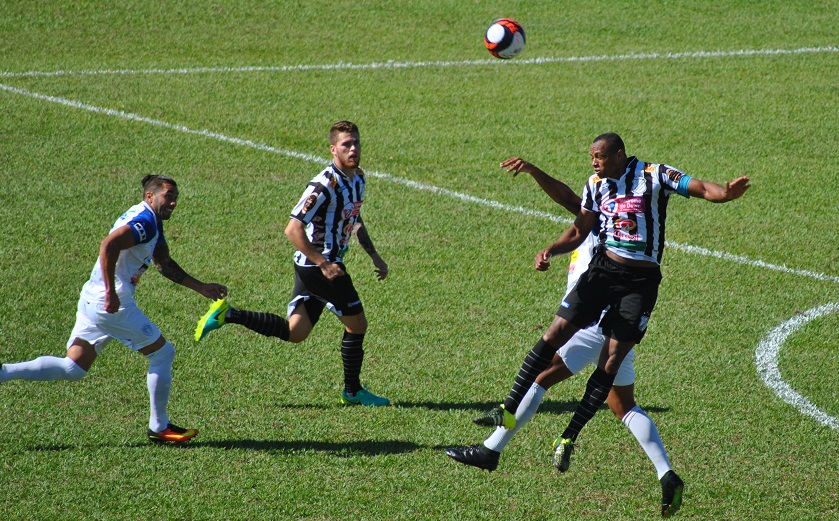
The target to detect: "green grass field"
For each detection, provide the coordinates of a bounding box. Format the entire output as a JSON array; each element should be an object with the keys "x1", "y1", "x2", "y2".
[{"x1": 1, "y1": 1, "x2": 837, "y2": 519}]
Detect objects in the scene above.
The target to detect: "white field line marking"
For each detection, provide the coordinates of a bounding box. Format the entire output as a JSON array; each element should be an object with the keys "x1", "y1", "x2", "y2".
[
  {"x1": 1, "y1": 46, "x2": 836, "y2": 78},
  {"x1": 1, "y1": 81, "x2": 838, "y2": 286},
  {"x1": 755, "y1": 302, "x2": 839, "y2": 430}
]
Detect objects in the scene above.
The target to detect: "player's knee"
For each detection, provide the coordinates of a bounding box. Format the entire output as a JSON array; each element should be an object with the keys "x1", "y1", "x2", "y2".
[
  {"x1": 62, "y1": 357, "x2": 87, "y2": 381},
  {"x1": 145, "y1": 342, "x2": 175, "y2": 370}
]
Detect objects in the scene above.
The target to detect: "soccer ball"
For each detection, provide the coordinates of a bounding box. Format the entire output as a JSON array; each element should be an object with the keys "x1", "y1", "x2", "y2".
[{"x1": 484, "y1": 18, "x2": 525, "y2": 59}]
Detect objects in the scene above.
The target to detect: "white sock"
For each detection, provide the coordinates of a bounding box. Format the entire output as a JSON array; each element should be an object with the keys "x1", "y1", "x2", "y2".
[
  {"x1": 484, "y1": 383, "x2": 547, "y2": 453},
  {"x1": 0, "y1": 356, "x2": 86, "y2": 382},
  {"x1": 146, "y1": 343, "x2": 175, "y2": 432},
  {"x1": 622, "y1": 405, "x2": 672, "y2": 479}
]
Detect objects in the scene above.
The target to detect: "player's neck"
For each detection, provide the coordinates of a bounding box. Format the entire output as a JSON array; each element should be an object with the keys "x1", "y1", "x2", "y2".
[{"x1": 333, "y1": 162, "x2": 356, "y2": 178}]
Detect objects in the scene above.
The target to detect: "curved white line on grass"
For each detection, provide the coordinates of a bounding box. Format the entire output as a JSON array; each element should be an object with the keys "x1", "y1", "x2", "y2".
[
  {"x1": 2, "y1": 81, "x2": 838, "y2": 286},
  {"x1": 1, "y1": 46, "x2": 836, "y2": 78},
  {"x1": 755, "y1": 302, "x2": 839, "y2": 430}
]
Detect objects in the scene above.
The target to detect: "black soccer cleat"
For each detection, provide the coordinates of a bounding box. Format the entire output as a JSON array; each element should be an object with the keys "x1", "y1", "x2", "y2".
[
  {"x1": 445, "y1": 444, "x2": 500, "y2": 471},
  {"x1": 660, "y1": 470, "x2": 684, "y2": 517}
]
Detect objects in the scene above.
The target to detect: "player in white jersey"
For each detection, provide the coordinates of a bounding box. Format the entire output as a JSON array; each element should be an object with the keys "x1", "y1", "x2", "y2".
[
  {"x1": 194, "y1": 121, "x2": 390, "y2": 406},
  {"x1": 1, "y1": 175, "x2": 228, "y2": 443},
  {"x1": 446, "y1": 159, "x2": 681, "y2": 516}
]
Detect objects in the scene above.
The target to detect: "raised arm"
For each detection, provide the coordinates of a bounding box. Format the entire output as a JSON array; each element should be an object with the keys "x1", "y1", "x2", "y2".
[
  {"x1": 500, "y1": 157, "x2": 582, "y2": 216},
  {"x1": 153, "y1": 241, "x2": 227, "y2": 300},
  {"x1": 687, "y1": 176, "x2": 751, "y2": 203}
]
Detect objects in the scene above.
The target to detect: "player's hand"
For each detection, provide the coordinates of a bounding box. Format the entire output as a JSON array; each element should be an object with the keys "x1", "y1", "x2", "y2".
[
  {"x1": 723, "y1": 176, "x2": 751, "y2": 201},
  {"x1": 104, "y1": 291, "x2": 121, "y2": 314},
  {"x1": 535, "y1": 249, "x2": 552, "y2": 271},
  {"x1": 500, "y1": 157, "x2": 536, "y2": 177},
  {"x1": 200, "y1": 283, "x2": 228, "y2": 300},
  {"x1": 320, "y1": 261, "x2": 345, "y2": 281},
  {"x1": 372, "y1": 258, "x2": 389, "y2": 281}
]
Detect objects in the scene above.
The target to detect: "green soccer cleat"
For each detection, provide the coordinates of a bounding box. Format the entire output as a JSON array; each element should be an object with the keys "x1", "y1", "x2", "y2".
[
  {"x1": 660, "y1": 470, "x2": 684, "y2": 517},
  {"x1": 552, "y1": 437, "x2": 575, "y2": 472},
  {"x1": 195, "y1": 298, "x2": 229, "y2": 342},
  {"x1": 472, "y1": 405, "x2": 516, "y2": 430},
  {"x1": 341, "y1": 387, "x2": 391, "y2": 407}
]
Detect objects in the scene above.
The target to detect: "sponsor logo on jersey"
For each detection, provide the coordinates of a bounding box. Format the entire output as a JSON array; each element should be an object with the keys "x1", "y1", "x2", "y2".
[
  {"x1": 302, "y1": 193, "x2": 318, "y2": 214},
  {"x1": 613, "y1": 218, "x2": 637, "y2": 232},
  {"x1": 666, "y1": 168, "x2": 685, "y2": 183},
  {"x1": 600, "y1": 196, "x2": 645, "y2": 217},
  {"x1": 342, "y1": 201, "x2": 362, "y2": 220}
]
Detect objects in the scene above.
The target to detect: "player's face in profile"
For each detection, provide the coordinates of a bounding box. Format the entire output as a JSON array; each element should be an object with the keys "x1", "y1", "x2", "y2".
[
  {"x1": 148, "y1": 183, "x2": 179, "y2": 220},
  {"x1": 331, "y1": 132, "x2": 361, "y2": 171},
  {"x1": 589, "y1": 140, "x2": 624, "y2": 179}
]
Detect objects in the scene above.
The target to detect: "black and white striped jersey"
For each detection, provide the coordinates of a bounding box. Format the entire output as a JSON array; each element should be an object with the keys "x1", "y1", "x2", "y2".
[
  {"x1": 581, "y1": 156, "x2": 692, "y2": 264},
  {"x1": 290, "y1": 163, "x2": 365, "y2": 266}
]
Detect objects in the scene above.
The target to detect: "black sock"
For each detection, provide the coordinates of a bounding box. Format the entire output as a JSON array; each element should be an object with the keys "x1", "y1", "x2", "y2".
[
  {"x1": 341, "y1": 332, "x2": 364, "y2": 395},
  {"x1": 226, "y1": 308, "x2": 290, "y2": 341},
  {"x1": 562, "y1": 367, "x2": 616, "y2": 441},
  {"x1": 502, "y1": 339, "x2": 555, "y2": 414}
]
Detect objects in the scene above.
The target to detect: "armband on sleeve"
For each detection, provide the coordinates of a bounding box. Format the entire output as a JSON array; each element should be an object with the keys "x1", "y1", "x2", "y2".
[{"x1": 676, "y1": 175, "x2": 693, "y2": 197}]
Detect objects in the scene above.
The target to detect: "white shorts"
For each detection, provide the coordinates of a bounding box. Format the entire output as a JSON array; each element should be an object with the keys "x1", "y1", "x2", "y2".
[
  {"x1": 558, "y1": 327, "x2": 636, "y2": 387},
  {"x1": 67, "y1": 298, "x2": 162, "y2": 354}
]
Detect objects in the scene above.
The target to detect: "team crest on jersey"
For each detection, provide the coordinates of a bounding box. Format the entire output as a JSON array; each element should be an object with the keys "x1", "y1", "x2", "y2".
[
  {"x1": 631, "y1": 176, "x2": 647, "y2": 195},
  {"x1": 644, "y1": 163, "x2": 657, "y2": 174},
  {"x1": 342, "y1": 201, "x2": 362, "y2": 220},
  {"x1": 600, "y1": 196, "x2": 645, "y2": 217},
  {"x1": 666, "y1": 168, "x2": 685, "y2": 183},
  {"x1": 302, "y1": 193, "x2": 318, "y2": 214}
]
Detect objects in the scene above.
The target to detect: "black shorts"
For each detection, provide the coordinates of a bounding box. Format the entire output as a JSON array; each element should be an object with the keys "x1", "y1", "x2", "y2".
[
  {"x1": 557, "y1": 250, "x2": 662, "y2": 343},
  {"x1": 289, "y1": 263, "x2": 363, "y2": 325}
]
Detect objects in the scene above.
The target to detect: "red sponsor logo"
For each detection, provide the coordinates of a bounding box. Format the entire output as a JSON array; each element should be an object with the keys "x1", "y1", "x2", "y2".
[
  {"x1": 614, "y1": 218, "x2": 637, "y2": 232},
  {"x1": 342, "y1": 201, "x2": 363, "y2": 220}
]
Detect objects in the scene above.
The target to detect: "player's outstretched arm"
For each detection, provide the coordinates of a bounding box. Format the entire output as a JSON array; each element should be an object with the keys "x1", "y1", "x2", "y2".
[
  {"x1": 356, "y1": 217, "x2": 388, "y2": 281},
  {"x1": 500, "y1": 157, "x2": 582, "y2": 216},
  {"x1": 688, "y1": 176, "x2": 751, "y2": 203},
  {"x1": 152, "y1": 242, "x2": 228, "y2": 300}
]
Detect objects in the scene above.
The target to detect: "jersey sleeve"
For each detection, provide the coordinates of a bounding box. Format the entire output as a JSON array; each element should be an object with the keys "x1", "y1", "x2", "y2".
[
  {"x1": 290, "y1": 182, "x2": 330, "y2": 224},
  {"x1": 661, "y1": 165, "x2": 693, "y2": 198},
  {"x1": 580, "y1": 176, "x2": 600, "y2": 213},
  {"x1": 126, "y1": 214, "x2": 159, "y2": 245}
]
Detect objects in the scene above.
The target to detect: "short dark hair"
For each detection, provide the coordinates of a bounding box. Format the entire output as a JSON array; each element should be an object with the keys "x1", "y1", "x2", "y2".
[
  {"x1": 592, "y1": 133, "x2": 625, "y2": 155},
  {"x1": 329, "y1": 120, "x2": 359, "y2": 145},
  {"x1": 141, "y1": 174, "x2": 177, "y2": 194}
]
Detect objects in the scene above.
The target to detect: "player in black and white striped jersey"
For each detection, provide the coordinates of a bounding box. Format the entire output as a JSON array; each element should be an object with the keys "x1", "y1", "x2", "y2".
[
  {"x1": 195, "y1": 121, "x2": 390, "y2": 407},
  {"x1": 469, "y1": 134, "x2": 749, "y2": 515},
  {"x1": 446, "y1": 159, "x2": 683, "y2": 516}
]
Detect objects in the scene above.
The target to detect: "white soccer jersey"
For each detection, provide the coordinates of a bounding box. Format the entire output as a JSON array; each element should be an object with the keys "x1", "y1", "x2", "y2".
[
  {"x1": 290, "y1": 163, "x2": 365, "y2": 267},
  {"x1": 565, "y1": 231, "x2": 599, "y2": 297},
  {"x1": 581, "y1": 157, "x2": 692, "y2": 264},
  {"x1": 80, "y1": 201, "x2": 164, "y2": 305}
]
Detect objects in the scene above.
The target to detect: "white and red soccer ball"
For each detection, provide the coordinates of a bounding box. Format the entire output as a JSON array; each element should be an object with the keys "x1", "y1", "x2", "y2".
[{"x1": 484, "y1": 18, "x2": 525, "y2": 59}]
